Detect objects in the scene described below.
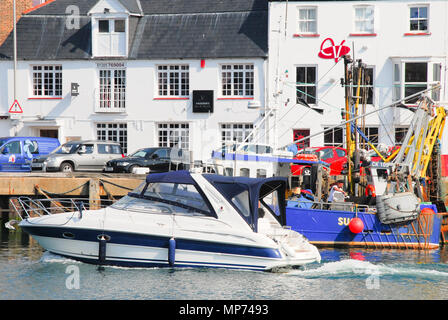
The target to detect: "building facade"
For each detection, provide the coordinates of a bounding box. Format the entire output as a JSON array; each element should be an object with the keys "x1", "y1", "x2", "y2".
[
  {"x1": 0, "y1": 0, "x2": 269, "y2": 162},
  {"x1": 268, "y1": 0, "x2": 448, "y2": 154},
  {"x1": 0, "y1": 0, "x2": 447, "y2": 165}
]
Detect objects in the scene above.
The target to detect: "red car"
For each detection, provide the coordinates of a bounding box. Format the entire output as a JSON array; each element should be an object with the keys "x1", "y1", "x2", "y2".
[{"x1": 291, "y1": 146, "x2": 347, "y2": 176}]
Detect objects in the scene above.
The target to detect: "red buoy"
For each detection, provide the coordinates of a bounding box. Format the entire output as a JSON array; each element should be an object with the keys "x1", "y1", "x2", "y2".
[{"x1": 349, "y1": 217, "x2": 364, "y2": 234}]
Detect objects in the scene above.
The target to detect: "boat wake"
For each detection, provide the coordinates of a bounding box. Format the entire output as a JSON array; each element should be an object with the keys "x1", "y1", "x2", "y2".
[
  {"x1": 285, "y1": 259, "x2": 448, "y2": 280},
  {"x1": 40, "y1": 251, "x2": 81, "y2": 265}
]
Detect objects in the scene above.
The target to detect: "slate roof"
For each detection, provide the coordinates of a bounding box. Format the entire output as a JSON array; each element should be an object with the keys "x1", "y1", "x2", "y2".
[{"x1": 0, "y1": 0, "x2": 268, "y2": 60}]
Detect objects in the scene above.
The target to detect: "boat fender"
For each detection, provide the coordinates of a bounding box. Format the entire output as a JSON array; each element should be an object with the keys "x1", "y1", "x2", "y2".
[
  {"x1": 98, "y1": 235, "x2": 108, "y2": 267},
  {"x1": 77, "y1": 201, "x2": 83, "y2": 219},
  {"x1": 280, "y1": 242, "x2": 296, "y2": 257},
  {"x1": 4, "y1": 219, "x2": 19, "y2": 230},
  {"x1": 168, "y1": 237, "x2": 176, "y2": 266},
  {"x1": 349, "y1": 217, "x2": 364, "y2": 234}
]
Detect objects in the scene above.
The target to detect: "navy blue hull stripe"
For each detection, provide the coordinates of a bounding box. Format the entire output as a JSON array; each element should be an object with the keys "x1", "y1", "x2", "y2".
[
  {"x1": 22, "y1": 225, "x2": 282, "y2": 259},
  {"x1": 53, "y1": 252, "x2": 265, "y2": 271},
  {"x1": 52, "y1": 250, "x2": 267, "y2": 270}
]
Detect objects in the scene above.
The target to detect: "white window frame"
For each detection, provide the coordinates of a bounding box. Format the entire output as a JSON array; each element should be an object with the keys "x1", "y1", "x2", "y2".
[
  {"x1": 361, "y1": 126, "x2": 379, "y2": 149},
  {"x1": 394, "y1": 126, "x2": 409, "y2": 145},
  {"x1": 408, "y1": 4, "x2": 429, "y2": 32},
  {"x1": 297, "y1": 7, "x2": 317, "y2": 34},
  {"x1": 296, "y1": 65, "x2": 317, "y2": 105},
  {"x1": 156, "y1": 65, "x2": 190, "y2": 97},
  {"x1": 157, "y1": 123, "x2": 190, "y2": 151},
  {"x1": 31, "y1": 65, "x2": 63, "y2": 98},
  {"x1": 220, "y1": 64, "x2": 254, "y2": 97},
  {"x1": 97, "y1": 68, "x2": 126, "y2": 112},
  {"x1": 353, "y1": 5, "x2": 374, "y2": 34},
  {"x1": 98, "y1": 19, "x2": 126, "y2": 33},
  {"x1": 220, "y1": 123, "x2": 254, "y2": 147},
  {"x1": 96, "y1": 122, "x2": 128, "y2": 154},
  {"x1": 352, "y1": 65, "x2": 375, "y2": 105},
  {"x1": 392, "y1": 59, "x2": 442, "y2": 105},
  {"x1": 91, "y1": 14, "x2": 129, "y2": 57},
  {"x1": 323, "y1": 127, "x2": 345, "y2": 147}
]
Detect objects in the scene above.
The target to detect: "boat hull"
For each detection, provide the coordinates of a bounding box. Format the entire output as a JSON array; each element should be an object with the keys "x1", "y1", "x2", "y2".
[
  {"x1": 285, "y1": 204, "x2": 442, "y2": 249},
  {"x1": 21, "y1": 224, "x2": 318, "y2": 271}
]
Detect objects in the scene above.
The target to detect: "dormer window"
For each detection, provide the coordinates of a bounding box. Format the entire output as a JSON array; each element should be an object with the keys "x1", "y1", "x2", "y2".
[
  {"x1": 94, "y1": 18, "x2": 128, "y2": 57},
  {"x1": 99, "y1": 19, "x2": 125, "y2": 33},
  {"x1": 98, "y1": 20, "x2": 110, "y2": 32},
  {"x1": 88, "y1": 0, "x2": 135, "y2": 58}
]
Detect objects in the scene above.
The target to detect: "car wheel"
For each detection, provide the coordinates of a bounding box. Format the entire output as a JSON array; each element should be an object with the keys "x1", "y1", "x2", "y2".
[
  {"x1": 128, "y1": 165, "x2": 139, "y2": 173},
  {"x1": 303, "y1": 167, "x2": 311, "y2": 176},
  {"x1": 60, "y1": 162, "x2": 74, "y2": 172}
]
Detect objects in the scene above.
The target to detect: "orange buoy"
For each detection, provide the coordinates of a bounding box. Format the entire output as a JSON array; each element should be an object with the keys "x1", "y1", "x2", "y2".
[
  {"x1": 349, "y1": 217, "x2": 364, "y2": 234},
  {"x1": 421, "y1": 208, "x2": 435, "y2": 215},
  {"x1": 365, "y1": 184, "x2": 376, "y2": 197}
]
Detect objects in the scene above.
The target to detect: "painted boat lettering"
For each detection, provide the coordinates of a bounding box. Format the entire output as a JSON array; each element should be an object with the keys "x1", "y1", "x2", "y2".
[{"x1": 338, "y1": 217, "x2": 353, "y2": 226}]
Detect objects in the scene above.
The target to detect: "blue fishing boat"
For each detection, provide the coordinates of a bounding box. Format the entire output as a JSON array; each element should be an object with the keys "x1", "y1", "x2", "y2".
[
  {"x1": 284, "y1": 94, "x2": 447, "y2": 249},
  {"x1": 286, "y1": 199, "x2": 443, "y2": 249}
]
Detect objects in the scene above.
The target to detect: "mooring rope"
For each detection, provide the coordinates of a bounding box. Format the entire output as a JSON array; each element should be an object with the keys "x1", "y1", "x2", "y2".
[
  {"x1": 99, "y1": 179, "x2": 135, "y2": 191},
  {"x1": 35, "y1": 182, "x2": 89, "y2": 196}
]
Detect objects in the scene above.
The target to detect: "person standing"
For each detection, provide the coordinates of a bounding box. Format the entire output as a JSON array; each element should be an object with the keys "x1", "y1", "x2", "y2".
[{"x1": 328, "y1": 180, "x2": 347, "y2": 203}]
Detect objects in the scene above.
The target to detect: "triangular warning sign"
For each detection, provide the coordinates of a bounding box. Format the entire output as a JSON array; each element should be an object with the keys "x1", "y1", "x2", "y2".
[{"x1": 9, "y1": 100, "x2": 23, "y2": 114}]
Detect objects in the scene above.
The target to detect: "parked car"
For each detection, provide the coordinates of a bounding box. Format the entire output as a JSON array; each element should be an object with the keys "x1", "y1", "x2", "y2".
[
  {"x1": 0, "y1": 136, "x2": 60, "y2": 172},
  {"x1": 291, "y1": 146, "x2": 347, "y2": 176},
  {"x1": 104, "y1": 147, "x2": 185, "y2": 173},
  {"x1": 31, "y1": 140, "x2": 124, "y2": 172}
]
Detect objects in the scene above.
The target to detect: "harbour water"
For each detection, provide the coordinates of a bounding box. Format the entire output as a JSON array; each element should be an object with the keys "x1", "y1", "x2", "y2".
[{"x1": 2, "y1": 222, "x2": 448, "y2": 301}]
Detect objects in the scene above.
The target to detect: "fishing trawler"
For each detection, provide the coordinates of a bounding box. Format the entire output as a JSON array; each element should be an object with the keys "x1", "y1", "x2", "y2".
[
  {"x1": 285, "y1": 59, "x2": 447, "y2": 249},
  {"x1": 209, "y1": 56, "x2": 447, "y2": 250}
]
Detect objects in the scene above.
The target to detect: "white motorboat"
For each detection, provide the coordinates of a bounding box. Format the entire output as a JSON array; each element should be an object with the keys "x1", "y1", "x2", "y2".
[{"x1": 17, "y1": 170, "x2": 320, "y2": 271}]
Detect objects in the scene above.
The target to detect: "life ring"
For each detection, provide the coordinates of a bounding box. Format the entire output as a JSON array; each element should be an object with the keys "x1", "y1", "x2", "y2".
[{"x1": 365, "y1": 184, "x2": 376, "y2": 197}]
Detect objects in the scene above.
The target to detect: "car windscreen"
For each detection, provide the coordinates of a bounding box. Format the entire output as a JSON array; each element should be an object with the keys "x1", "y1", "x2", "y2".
[
  {"x1": 129, "y1": 148, "x2": 157, "y2": 158},
  {"x1": 130, "y1": 150, "x2": 148, "y2": 158},
  {"x1": 52, "y1": 143, "x2": 80, "y2": 154}
]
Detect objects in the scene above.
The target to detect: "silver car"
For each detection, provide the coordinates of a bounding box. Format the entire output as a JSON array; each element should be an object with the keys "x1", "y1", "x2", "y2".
[{"x1": 31, "y1": 140, "x2": 124, "y2": 172}]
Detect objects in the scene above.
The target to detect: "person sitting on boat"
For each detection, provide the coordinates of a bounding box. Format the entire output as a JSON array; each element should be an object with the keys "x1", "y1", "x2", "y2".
[
  {"x1": 288, "y1": 187, "x2": 302, "y2": 201},
  {"x1": 328, "y1": 180, "x2": 347, "y2": 203}
]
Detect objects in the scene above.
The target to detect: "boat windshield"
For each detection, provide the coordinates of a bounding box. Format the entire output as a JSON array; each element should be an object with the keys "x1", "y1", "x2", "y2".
[
  {"x1": 261, "y1": 189, "x2": 281, "y2": 217},
  {"x1": 231, "y1": 190, "x2": 251, "y2": 217},
  {"x1": 112, "y1": 182, "x2": 213, "y2": 216}
]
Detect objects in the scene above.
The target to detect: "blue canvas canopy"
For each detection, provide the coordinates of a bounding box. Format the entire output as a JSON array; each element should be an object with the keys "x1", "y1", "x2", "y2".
[
  {"x1": 203, "y1": 174, "x2": 287, "y2": 232},
  {"x1": 143, "y1": 170, "x2": 287, "y2": 232}
]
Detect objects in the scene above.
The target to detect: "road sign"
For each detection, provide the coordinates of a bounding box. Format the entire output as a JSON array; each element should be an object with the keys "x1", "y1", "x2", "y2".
[{"x1": 9, "y1": 99, "x2": 23, "y2": 114}]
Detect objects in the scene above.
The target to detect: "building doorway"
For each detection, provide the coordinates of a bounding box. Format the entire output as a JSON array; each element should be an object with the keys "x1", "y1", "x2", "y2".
[{"x1": 40, "y1": 129, "x2": 58, "y2": 139}]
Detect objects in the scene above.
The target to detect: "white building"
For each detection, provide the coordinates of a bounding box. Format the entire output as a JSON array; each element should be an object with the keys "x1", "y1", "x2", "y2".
[
  {"x1": 0, "y1": 0, "x2": 269, "y2": 162},
  {"x1": 268, "y1": 0, "x2": 448, "y2": 155},
  {"x1": 0, "y1": 0, "x2": 447, "y2": 167}
]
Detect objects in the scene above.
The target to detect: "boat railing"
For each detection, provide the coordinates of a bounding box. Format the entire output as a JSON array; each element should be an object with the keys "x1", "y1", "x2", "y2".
[
  {"x1": 288, "y1": 198, "x2": 376, "y2": 213},
  {"x1": 9, "y1": 197, "x2": 115, "y2": 220}
]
